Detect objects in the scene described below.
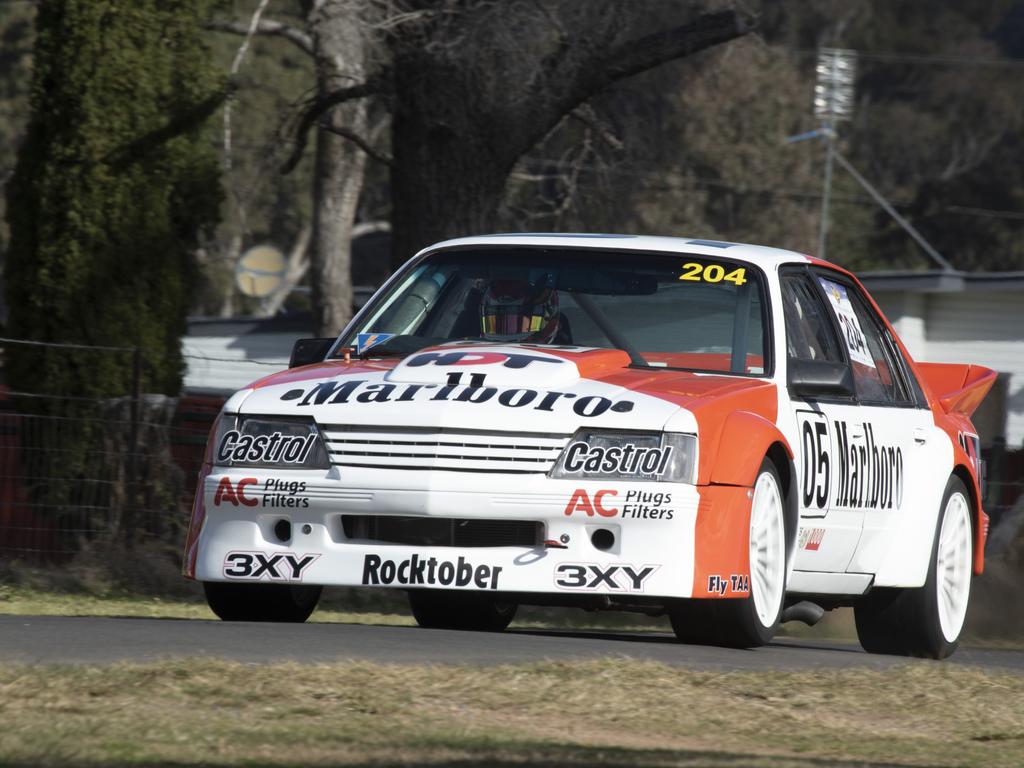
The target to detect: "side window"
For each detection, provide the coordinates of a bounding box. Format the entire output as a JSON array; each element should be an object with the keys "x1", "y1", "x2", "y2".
[
  {"x1": 781, "y1": 273, "x2": 844, "y2": 363},
  {"x1": 816, "y1": 276, "x2": 909, "y2": 404}
]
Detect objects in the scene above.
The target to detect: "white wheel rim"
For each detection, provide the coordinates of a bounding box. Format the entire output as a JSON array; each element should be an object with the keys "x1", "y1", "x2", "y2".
[
  {"x1": 936, "y1": 492, "x2": 972, "y2": 643},
  {"x1": 749, "y1": 470, "x2": 786, "y2": 627}
]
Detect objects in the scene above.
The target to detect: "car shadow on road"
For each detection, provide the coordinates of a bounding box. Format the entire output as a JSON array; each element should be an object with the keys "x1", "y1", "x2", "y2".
[
  {"x1": 506, "y1": 626, "x2": 681, "y2": 643},
  {"x1": 506, "y1": 626, "x2": 871, "y2": 655},
  {"x1": 70, "y1": 615, "x2": 872, "y2": 657}
]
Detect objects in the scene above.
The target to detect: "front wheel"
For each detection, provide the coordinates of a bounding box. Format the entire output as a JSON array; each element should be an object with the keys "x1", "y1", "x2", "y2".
[
  {"x1": 408, "y1": 590, "x2": 517, "y2": 631},
  {"x1": 670, "y1": 458, "x2": 788, "y2": 647},
  {"x1": 855, "y1": 475, "x2": 973, "y2": 659},
  {"x1": 203, "y1": 581, "x2": 322, "y2": 622}
]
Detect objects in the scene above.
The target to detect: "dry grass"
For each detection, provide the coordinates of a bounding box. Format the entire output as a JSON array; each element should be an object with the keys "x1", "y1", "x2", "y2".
[
  {"x1": 0, "y1": 658, "x2": 1022, "y2": 767},
  {"x1": 0, "y1": 585, "x2": 414, "y2": 626},
  {"x1": 0, "y1": 586, "x2": 877, "y2": 642},
  {"x1": 0, "y1": 586, "x2": 675, "y2": 632}
]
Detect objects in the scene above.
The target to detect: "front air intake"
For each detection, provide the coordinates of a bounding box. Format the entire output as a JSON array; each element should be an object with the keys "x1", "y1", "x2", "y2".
[{"x1": 341, "y1": 515, "x2": 542, "y2": 548}]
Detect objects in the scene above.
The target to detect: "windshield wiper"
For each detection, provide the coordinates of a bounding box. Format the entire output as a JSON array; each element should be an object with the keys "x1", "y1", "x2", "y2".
[
  {"x1": 351, "y1": 335, "x2": 439, "y2": 359},
  {"x1": 568, "y1": 293, "x2": 649, "y2": 368}
]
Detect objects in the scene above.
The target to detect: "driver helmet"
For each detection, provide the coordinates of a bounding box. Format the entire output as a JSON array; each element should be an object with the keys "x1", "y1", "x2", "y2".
[{"x1": 480, "y1": 279, "x2": 559, "y2": 343}]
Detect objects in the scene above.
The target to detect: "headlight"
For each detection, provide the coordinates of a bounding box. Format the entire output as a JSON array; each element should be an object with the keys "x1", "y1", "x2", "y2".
[
  {"x1": 213, "y1": 414, "x2": 330, "y2": 469},
  {"x1": 549, "y1": 431, "x2": 697, "y2": 484}
]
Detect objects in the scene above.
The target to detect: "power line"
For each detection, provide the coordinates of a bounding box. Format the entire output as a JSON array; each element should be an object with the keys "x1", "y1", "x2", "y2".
[
  {"x1": 0, "y1": 336, "x2": 136, "y2": 353},
  {"x1": 518, "y1": 157, "x2": 1024, "y2": 222},
  {"x1": 945, "y1": 205, "x2": 1024, "y2": 221},
  {"x1": 787, "y1": 47, "x2": 1024, "y2": 69},
  {"x1": 181, "y1": 351, "x2": 284, "y2": 366},
  {"x1": 832, "y1": 149, "x2": 952, "y2": 270}
]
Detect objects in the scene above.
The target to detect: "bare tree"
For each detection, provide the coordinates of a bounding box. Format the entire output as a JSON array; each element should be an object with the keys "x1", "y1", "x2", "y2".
[
  {"x1": 212, "y1": 0, "x2": 375, "y2": 336},
  {"x1": 286, "y1": 2, "x2": 754, "y2": 268},
  {"x1": 219, "y1": 2, "x2": 753, "y2": 327},
  {"x1": 301, "y1": 0, "x2": 370, "y2": 335}
]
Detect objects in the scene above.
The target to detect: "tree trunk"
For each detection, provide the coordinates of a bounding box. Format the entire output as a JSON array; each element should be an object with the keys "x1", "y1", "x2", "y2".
[
  {"x1": 383, "y1": 6, "x2": 752, "y2": 269},
  {"x1": 308, "y1": 0, "x2": 368, "y2": 337},
  {"x1": 389, "y1": 133, "x2": 508, "y2": 269},
  {"x1": 389, "y1": 54, "x2": 513, "y2": 270},
  {"x1": 259, "y1": 223, "x2": 312, "y2": 317}
]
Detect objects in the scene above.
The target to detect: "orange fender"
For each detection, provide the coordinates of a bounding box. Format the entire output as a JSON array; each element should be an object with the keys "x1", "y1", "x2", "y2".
[
  {"x1": 707, "y1": 410, "x2": 793, "y2": 487},
  {"x1": 693, "y1": 411, "x2": 798, "y2": 593}
]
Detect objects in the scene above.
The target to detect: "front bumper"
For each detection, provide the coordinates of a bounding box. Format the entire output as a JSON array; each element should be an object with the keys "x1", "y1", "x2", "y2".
[{"x1": 192, "y1": 467, "x2": 752, "y2": 600}]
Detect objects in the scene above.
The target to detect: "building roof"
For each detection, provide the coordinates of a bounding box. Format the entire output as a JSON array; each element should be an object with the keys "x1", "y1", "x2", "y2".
[
  {"x1": 858, "y1": 270, "x2": 1024, "y2": 293},
  {"x1": 182, "y1": 289, "x2": 377, "y2": 395}
]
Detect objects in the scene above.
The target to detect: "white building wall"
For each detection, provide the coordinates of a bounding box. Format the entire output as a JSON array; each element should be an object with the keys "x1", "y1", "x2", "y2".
[
  {"x1": 873, "y1": 292, "x2": 926, "y2": 357},
  {"x1": 182, "y1": 333, "x2": 293, "y2": 394},
  {"x1": 874, "y1": 291, "x2": 1024, "y2": 447}
]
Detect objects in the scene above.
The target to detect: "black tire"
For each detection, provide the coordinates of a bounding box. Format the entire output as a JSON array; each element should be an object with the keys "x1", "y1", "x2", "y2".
[
  {"x1": 669, "y1": 595, "x2": 781, "y2": 649},
  {"x1": 203, "y1": 581, "x2": 322, "y2": 622},
  {"x1": 670, "y1": 459, "x2": 788, "y2": 648},
  {"x1": 855, "y1": 475, "x2": 973, "y2": 659},
  {"x1": 407, "y1": 589, "x2": 517, "y2": 631},
  {"x1": 668, "y1": 599, "x2": 720, "y2": 645}
]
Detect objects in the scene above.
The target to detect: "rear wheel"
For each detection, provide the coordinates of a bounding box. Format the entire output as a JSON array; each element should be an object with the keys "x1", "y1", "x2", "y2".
[
  {"x1": 408, "y1": 590, "x2": 517, "y2": 631},
  {"x1": 855, "y1": 475, "x2": 973, "y2": 659},
  {"x1": 671, "y1": 459, "x2": 787, "y2": 647},
  {"x1": 203, "y1": 581, "x2": 322, "y2": 622}
]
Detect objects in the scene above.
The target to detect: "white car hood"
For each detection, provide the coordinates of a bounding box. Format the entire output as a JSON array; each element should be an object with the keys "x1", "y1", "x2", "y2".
[{"x1": 236, "y1": 344, "x2": 695, "y2": 434}]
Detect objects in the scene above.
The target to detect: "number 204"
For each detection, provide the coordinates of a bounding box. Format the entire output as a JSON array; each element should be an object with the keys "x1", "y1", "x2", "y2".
[{"x1": 679, "y1": 262, "x2": 747, "y2": 285}]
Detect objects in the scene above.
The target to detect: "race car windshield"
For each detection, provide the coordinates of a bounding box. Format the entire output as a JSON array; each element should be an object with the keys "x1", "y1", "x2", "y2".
[{"x1": 339, "y1": 247, "x2": 770, "y2": 376}]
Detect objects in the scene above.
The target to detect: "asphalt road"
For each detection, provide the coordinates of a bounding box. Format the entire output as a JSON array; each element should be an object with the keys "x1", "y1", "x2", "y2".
[{"x1": 1, "y1": 615, "x2": 1022, "y2": 671}]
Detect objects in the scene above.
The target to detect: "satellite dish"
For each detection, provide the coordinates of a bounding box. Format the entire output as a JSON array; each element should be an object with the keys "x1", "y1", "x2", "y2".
[{"x1": 235, "y1": 244, "x2": 286, "y2": 297}]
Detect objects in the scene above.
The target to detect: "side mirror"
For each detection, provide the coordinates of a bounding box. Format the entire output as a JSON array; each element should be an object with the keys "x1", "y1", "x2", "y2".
[
  {"x1": 788, "y1": 359, "x2": 854, "y2": 399},
  {"x1": 289, "y1": 338, "x2": 335, "y2": 369}
]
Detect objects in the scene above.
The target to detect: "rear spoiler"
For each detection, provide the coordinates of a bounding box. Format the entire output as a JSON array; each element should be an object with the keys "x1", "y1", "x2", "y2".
[{"x1": 915, "y1": 362, "x2": 997, "y2": 417}]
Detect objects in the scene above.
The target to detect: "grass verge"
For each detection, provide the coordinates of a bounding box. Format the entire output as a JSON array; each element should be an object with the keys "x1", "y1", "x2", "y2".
[
  {"x1": 0, "y1": 585, "x2": 413, "y2": 627},
  {"x1": 0, "y1": 585, "x2": 869, "y2": 637},
  {"x1": 0, "y1": 659, "x2": 1022, "y2": 767}
]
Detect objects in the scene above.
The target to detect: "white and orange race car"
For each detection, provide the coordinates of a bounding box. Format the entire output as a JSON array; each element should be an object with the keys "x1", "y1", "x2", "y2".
[{"x1": 183, "y1": 234, "x2": 995, "y2": 658}]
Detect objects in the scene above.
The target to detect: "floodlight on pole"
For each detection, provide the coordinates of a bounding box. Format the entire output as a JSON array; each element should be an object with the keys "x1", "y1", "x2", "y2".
[
  {"x1": 814, "y1": 48, "x2": 857, "y2": 261},
  {"x1": 815, "y1": 48, "x2": 857, "y2": 122}
]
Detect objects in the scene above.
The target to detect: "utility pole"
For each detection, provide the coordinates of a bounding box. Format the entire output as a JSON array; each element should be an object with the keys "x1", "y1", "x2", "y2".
[
  {"x1": 813, "y1": 49, "x2": 857, "y2": 261},
  {"x1": 788, "y1": 49, "x2": 952, "y2": 271}
]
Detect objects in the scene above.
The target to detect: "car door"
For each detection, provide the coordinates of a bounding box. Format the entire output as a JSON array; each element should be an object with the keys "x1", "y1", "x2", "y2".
[
  {"x1": 779, "y1": 268, "x2": 865, "y2": 574},
  {"x1": 810, "y1": 270, "x2": 938, "y2": 579}
]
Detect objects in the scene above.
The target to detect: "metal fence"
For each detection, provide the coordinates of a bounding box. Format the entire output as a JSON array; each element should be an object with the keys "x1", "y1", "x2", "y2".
[
  {"x1": 981, "y1": 440, "x2": 1024, "y2": 557},
  {"x1": 0, "y1": 338, "x2": 220, "y2": 563}
]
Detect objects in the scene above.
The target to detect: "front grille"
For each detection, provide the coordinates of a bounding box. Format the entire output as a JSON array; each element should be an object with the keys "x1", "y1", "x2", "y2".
[
  {"x1": 319, "y1": 425, "x2": 570, "y2": 473},
  {"x1": 341, "y1": 515, "x2": 543, "y2": 548}
]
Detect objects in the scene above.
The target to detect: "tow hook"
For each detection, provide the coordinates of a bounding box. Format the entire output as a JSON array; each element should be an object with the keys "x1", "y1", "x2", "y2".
[{"x1": 544, "y1": 534, "x2": 570, "y2": 549}]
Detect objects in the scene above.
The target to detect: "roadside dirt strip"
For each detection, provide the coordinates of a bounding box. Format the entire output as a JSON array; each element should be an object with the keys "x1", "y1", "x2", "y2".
[{"x1": 1, "y1": 615, "x2": 1022, "y2": 671}]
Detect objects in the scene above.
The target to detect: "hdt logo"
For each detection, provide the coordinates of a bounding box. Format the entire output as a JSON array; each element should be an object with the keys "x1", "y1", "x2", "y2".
[{"x1": 406, "y1": 351, "x2": 562, "y2": 369}]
